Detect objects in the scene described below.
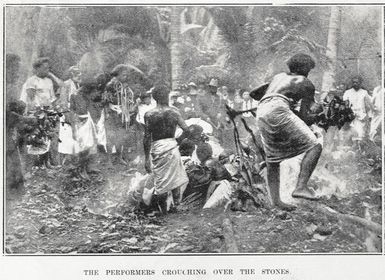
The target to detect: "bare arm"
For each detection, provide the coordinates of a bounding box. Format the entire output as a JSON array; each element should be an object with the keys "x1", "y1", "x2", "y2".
[
  {"x1": 298, "y1": 97, "x2": 319, "y2": 126},
  {"x1": 176, "y1": 109, "x2": 189, "y2": 133}
]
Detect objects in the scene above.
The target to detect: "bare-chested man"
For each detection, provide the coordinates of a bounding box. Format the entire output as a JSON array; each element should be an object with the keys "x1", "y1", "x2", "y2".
[
  {"x1": 255, "y1": 53, "x2": 322, "y2": 211},
  {"x1": 144, "y1": 85, "x2": 190, "y2": 214}
]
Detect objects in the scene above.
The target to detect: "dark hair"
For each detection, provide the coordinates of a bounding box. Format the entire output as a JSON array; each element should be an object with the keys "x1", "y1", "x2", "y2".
[
  {"x1": 239, "y1": 89, "x2": 247, "y2": 96},
  {"x1": 196, "y1": 143, "x2": 213, "y2": 163},
  {"x1": 351, "y1": 75, "x2": 363, "y2": 83},
  {"x1": 152, "y1": 85, "x2": 169, "y2": 105},
  {"x1": 79, "y1": 81, "x2": 98, "y2": 94},
  {"x1": 32, "y1": 57, "x2": 50, "y2": 69},
  {"x1": 179, "y1": 139, "x2": 195, "y2": 157},
  {"x1": 287, "y1": 53, "x2": 315, "y2": 73},
  {"x1": 140, "y1": 91, "x2": 151, "y2": 100}
]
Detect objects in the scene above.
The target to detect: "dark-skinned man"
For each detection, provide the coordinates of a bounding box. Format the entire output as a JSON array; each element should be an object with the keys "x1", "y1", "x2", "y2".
[
  {"x1": 143, "y1": 85, "x2": 190, "y2": 214},
  {"x1": 255, "y1": 53, "x2": 322, "y2": 211}
]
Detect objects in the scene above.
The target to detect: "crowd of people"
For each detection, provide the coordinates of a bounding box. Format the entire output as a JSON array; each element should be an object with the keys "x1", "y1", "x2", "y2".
[{"x1": 6, "y1": 53, "x2": 383, "y2": 214}]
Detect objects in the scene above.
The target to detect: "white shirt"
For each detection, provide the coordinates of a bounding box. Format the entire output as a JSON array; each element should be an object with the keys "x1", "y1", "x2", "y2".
[
  {"x1": 343, "y1": 88, "x2": 372, "y2": 121},
  {"x1": 136, "y1": 98, "x2": 157, "y2": 125},
  {"x1": 242, "y1": 99, "x2": 258, "y2": 117},
  {"x1": 20, "y1": 75, "x2": 55, "y2": 108}
]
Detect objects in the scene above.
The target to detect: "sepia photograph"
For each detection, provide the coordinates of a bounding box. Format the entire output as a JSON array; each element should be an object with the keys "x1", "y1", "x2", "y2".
[{"x1": 3, "y1": 3, "x2": 383, "y2": 255}]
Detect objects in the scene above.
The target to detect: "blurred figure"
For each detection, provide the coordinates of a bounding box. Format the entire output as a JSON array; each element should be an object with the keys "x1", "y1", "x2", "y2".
[
  {"x1": 104, "y1": 64, "x2": 136, "y2": 165},
  {"x1": 237, "y1": 89, "x2": 259, "y2": 145},
  {"x1": 233, "y1": 89, "x2": 243, "y2": 110},
  {"x1": 183, "y1": 82, "x2": 200, "y2": 115},
  {"x1": 135, "y1": 89, "x2": 157, "y2": 126},
  {"x1": 197, "y1": 78, "x2": 225, "y2": 135},
  {"x1": 343, "y1": 76, "x2": 373, "y2": 150},
  {"x1": 69, "y1": 81, "x2": 106, "y2": 178},
  {"x1": 369, "y1": 85, "x2": 383, "y2": 143},
  {"x1": 221, "y1": 86, "x2": 233, "y2": 108},
  {"x1": 57, "y1": 66, "x2": 82, "y2": 164},
  {"x1": 6, "y1": 53, "x2": 21, "y2": 103}
]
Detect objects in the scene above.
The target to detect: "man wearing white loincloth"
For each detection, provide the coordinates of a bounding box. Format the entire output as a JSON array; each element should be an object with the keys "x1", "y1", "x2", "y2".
[
  {"x1": 255, "y1": 53, "x2": 323, "y2": 211},
  {"x1": 144, "y1": 85, "x2": 190, "y2": 214}
]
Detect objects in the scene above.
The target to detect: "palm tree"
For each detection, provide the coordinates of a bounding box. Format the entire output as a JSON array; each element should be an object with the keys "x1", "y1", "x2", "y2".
[
  {"x1": 321, "y1": 6, "x2": 341, "y2": 95},
  {"x1": 170, "y1": 6, "x2": 183, "y2": 90}
]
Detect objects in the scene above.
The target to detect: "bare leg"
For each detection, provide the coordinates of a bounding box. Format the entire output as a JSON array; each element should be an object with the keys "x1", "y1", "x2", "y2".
[
  {"x1": 267, "y1": 162, "x2": 296, "y2": 211},
  {"x1": 292, "y1": 144, "x2": 322, "y2": 200}
]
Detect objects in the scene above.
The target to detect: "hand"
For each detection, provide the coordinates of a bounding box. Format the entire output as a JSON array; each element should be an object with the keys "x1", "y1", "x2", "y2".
[
  {"x1": 226, "y1": 106, "x2": 238, "y2": 119},
  {"x1": 145, "y1": 159, "x2": 152, "y2": 173}
]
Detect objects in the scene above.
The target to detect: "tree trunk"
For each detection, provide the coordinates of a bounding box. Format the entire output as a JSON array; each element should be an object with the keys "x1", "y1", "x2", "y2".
[
  {"x1": 170, "y1": 6, "x2": 183, "y2": 90},
  {"x1": 320, "y1": 7, "x2": 341, "y2": 99}
]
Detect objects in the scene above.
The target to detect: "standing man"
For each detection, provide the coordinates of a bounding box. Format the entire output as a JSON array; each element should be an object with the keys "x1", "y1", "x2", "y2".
[
  {"x1": 369, "y1": 85, "x2": 383, "y2": 143},
  {"x1": 104, "y1": 64, "x2": 136, "y2": 165},
  {"x1": 197, "y1": 78, "x2": 225, "y2": 139},
  {"x1": 20, "y1": 57, "x2": 63, "y2": 168},
  {"x1": 20, "y1": 57, "x2": 62, "y2": 110},
  {"x1": 255, "y1": 53, "x2": 322, "y2": 211},
  {"x1": 343, "y1": 76, "x2": 373, "y2": 150},
  {"x1": 144, "y1": 85, "x2": 190, "y2": 214},
  {"x1": 69, "y1": 80, "x2": 107, "y2": 179},
  {"x1": 57, "y1": 66, "x2": 82, "y2": 163}
]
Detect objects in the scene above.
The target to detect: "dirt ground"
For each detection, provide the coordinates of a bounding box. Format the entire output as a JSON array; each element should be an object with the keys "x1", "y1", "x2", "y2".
[{"x1": 4, "y1": 145, "x2": 382, "y2": 254}]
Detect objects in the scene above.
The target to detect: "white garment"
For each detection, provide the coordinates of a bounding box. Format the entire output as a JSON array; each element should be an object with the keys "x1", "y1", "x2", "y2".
[
  {"x1": 74, "y1": 111, "x2": 106, "y2": 154},
  {"x1": 343, "y1": 88, "x2": 372, "y2": 121},
  {"x1": 369, "y1": 86, "x2": 383, "y2": 141},
  {"x1": 136, "y1": 99, "x2": 157, "y2": 125},
  {"x1": 343, "y1": 88, "x2": 372, "y2": 141},
  {"x1": 58, "y1": 80, "x2": 79, "y2": 154},
  {"x1": 20, "y1": 75, "x2": 55, "y2": 108},
  {"x1": 58, "y1": 119, "x2": 76, "y2": 154},
  {"x1": 242, "y1": 99, "x2": 258, "y2": 117}
]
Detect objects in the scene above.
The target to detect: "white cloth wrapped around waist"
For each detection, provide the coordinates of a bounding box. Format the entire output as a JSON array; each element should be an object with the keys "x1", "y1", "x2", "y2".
[
  {"x1": 150, "y1": 138, "x2": 188, "y2": 195},
  {"x1": 58, "y1": 115, "x2": 76, "y2": 155},
  {"x1": 74, "y1": 111, "x2": 106, "y2": 153}
]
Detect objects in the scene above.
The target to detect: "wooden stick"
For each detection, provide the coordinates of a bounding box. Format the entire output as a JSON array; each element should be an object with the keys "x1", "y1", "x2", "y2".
[{"x1": 306, "y1": 202, "x2": 382, "y2": 235}]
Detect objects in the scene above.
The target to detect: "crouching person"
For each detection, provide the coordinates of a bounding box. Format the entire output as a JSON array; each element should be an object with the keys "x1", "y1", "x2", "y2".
[{"x1": 143, "y1": 85, "x2": 189, "y2": 214}]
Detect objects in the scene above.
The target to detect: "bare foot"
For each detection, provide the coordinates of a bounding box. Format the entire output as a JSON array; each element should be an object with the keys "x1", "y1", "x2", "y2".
[
  {"x1": 273, "y1": 201, "x2": 297, "y2": 211},
  {"x1": 292, "y1": 187, "x2": 320, "y2": 201}
]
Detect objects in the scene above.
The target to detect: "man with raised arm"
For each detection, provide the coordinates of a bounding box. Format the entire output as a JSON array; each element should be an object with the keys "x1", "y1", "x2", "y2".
[{"x1": 143, "y1": 85, "x2": 189, "y2": 214}]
